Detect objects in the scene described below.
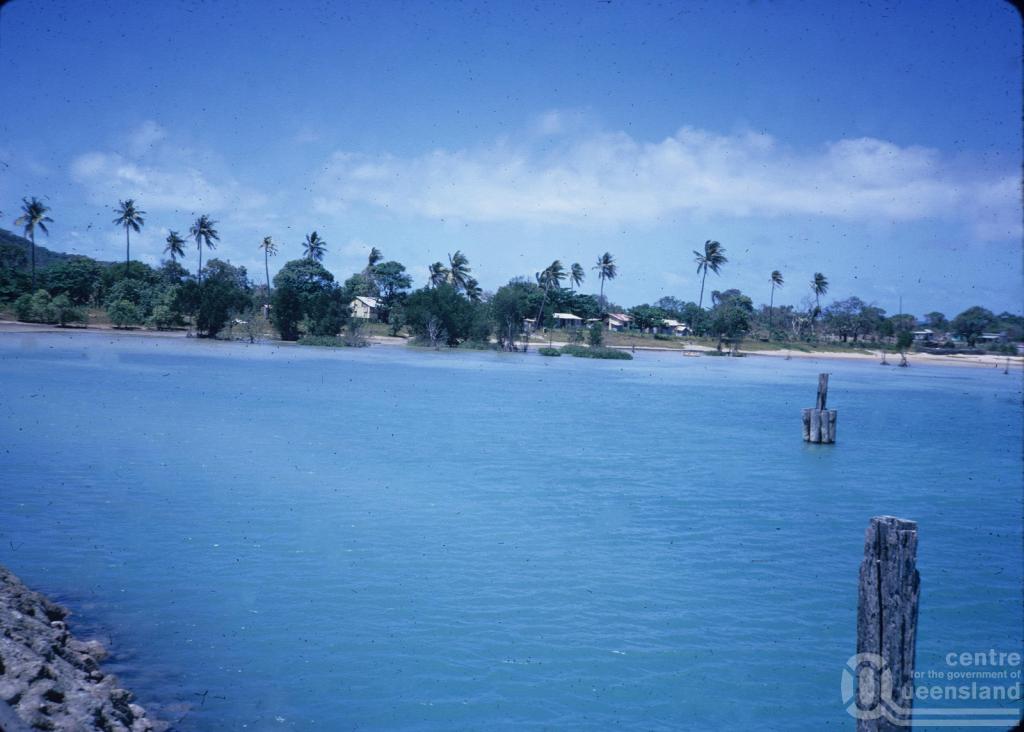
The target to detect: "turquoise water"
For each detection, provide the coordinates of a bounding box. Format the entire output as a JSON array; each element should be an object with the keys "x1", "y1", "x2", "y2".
[{"x1": 0, "y1": 331, "x2": 1020, "y2": 730}]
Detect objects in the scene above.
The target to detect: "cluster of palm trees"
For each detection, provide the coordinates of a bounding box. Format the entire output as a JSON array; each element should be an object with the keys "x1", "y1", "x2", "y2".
[
  {"x1": 427, "y1": 250, "x2": 482, "y2": 301},
  {"x1": 692, "y1": 238, "x2": 829, "y2": 325},
  {"x1": 14, "y1": 194, "x2": 836, "y2": 326}
]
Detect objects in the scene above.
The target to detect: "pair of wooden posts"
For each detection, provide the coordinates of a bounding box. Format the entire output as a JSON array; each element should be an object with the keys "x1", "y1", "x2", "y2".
[{"x1": 802, "y1": 373, "x2": 837, "y2": 443}]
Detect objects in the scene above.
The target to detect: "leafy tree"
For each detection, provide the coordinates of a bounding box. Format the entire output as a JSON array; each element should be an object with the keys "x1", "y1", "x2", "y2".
[
  {"x1": 14, "y1": 290, "x2": 60, "y2": 323},
  {"x1": 404, "y1": 283, "x2": 474, "y2": 346},
  {"x1": 113, "y1": 199, "x2": 145, "y2": 276},
  {"x1": 593, "y1": 252, "x2": 617, "y2": 310},
  {"x1": 629, "y1": 304, "x2": 666, "y2": 332},
  {"x1": 52, "y1": 293, "x2": 87, "y2": 326},
  {"x1": 823, "y1": 297, "x2": 867, "y2": 342},
  {"x1": 303, "y1": 231, "x2": 327, "y2": 262},
  {"x1": 952, "y1": 306, "x2": 998, "y2": 347},
  {"x1": 189, "y1": 215, "x2": 219, "y2": 281},
  {"x1": 693, "y1": 240, "x2": 726, "y2": 309},
  {"x1": 107, "y1": 299, "x2": 142, "y2": 328},
  {"x1": 164, "y1": 230, "x2": 186, "y2": 262},
  {"x1": 14, "y1": 196, "x2": 52, "y2": 288},
  {"x1": 176, "y1": 259, "x2": 252, "y2": 337},
  {"x1": 709, "y1": 289, "x2": 753, "y2": 350},
  {"x1": 43, "y1": 257, "x2": 103, "y2": 304},
  {"x1": 491, "y1": 280, "x2": 533, "y2": 350},
  {"x1": 157, "y1": 259, "x2": 191, "y2": 286},
  {"x1": 271, "y1": 258, "x2": 337, "y2": 340},
  {"x1": 587, "y1": 322, "x2": 604, "y2": 347},
  {"x1": 369, "y1": 260, "x2": 412, "y2": 322},
  {"x1": 924, "y1": 311, "x2": 948, "y2": 331},
  {"x1": 306, "y1": 284, "x2": 351, "y2": 336}
]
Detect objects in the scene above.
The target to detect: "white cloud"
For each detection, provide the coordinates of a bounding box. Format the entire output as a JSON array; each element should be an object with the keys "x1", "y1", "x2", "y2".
[
  {"x1": 312, "y1": 125, "x2": 1020, "y2": 240},
  {"x1": 70, "y1": 123, "x2": 268, "y2": 217}
]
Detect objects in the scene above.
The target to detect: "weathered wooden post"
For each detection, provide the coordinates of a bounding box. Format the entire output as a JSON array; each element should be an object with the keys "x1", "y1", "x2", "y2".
[
  {"x1": 802, "y1": 373, "x2": 837, "y2": 443},
  {"x1": 855, "y1": 516, "x2": 920, "y2": 731}
]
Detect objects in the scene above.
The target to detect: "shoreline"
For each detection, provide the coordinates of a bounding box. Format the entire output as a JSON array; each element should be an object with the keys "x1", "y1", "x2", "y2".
[
  {"x1": 1, "y1": 320, "x2": 1019, "y2": 370},
  {"x1": 0, "y1": 564, "x2": 165, "y2": 731}
]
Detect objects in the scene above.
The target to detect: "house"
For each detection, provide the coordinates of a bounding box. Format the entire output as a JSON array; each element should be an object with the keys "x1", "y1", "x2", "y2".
[
  {"x1": 603, "y1": 312, "x2": 632, "y2": 332},
  {"x1": 977, "y1": 332, "x2": 1008, "y2": 344},
  {"x1": 351, "y1": 296, "x2": 380, "y2": 320},
  {"x1": 552, "y1": 312, "x2": 583, "y2": 330},
  {"x1": 912, "y1": 329, "x2": 935, "y2": 343},
  {"x1": 660, "y1": 318, "x2": 692, "y2": 337}
]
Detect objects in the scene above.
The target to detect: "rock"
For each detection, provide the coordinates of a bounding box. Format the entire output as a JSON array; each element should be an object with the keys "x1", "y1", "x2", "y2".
[{"x1": 0, "y1": 563, "x2": 166, "y2": 731}]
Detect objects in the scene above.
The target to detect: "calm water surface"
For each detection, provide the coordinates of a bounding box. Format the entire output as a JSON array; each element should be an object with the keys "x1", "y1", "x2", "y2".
[{"x1": 1, "y1": 332, "x2": 1021, "y2": 730}]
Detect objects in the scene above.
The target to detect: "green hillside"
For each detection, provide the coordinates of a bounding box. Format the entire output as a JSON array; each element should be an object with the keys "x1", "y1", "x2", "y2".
[{"x1": 0, "y1": 228, "x2": 113, "y2": 270}]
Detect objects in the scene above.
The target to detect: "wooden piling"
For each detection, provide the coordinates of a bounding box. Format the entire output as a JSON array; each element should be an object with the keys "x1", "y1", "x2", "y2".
[
  {"x1": 816, "y1": 373, "x2": 829, "y2": 410},
  {"x1": 809, "y1": 408, "x2": 821, "y2": 443},
  {"x1": 855, "y1": 516, "x2": 919, "y2": 731},
  {"x1": 802, "y1": 374, "x2": 836, "y2": 444}
]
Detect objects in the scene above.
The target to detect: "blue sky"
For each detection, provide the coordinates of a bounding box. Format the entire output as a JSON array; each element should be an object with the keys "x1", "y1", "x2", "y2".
[{"x1": 1, "y1": 0, "x2": 1020, "y2": 316}]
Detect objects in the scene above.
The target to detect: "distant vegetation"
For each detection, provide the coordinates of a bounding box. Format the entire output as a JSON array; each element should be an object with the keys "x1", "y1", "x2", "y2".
[{"x1": 1, "y1": 197, "x2": 1021, "y2": 356}]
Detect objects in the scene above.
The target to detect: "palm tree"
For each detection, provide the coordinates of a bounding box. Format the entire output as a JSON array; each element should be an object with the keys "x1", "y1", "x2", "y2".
[
  {"x1": 569, "y1": 262, "x2": 585, "y2": 291},
  {"x1": 258, "y1": 236, "x2": 278, "y2": 305},
  {"x1": 113, "y1": 199, "x2": 145, "y2": 277},
  {"x1": 428, "y1": 261, "x2": 449, "y2": 287},
  {"x1": 534, "y1": 260, "x2": 566, "y2": 327},
  {"x1": 367, "y1": 246, "x2": 383, "y2": 270},
  {"x1": 693, "y1": 240, "x2": 726, "y2": 309},
  {"x1": 769, "y1": 270, "x2": 784, "y2": 328},
  {"x1": 446, "y1": 250, "x2": 471, "y2": 291},
  {"x1": 811, "y1": 272, "x2": 829, "y2": 315},
  {"x1": 303, "y1": 231, "x2": 327, "y2": 262},
  {"x1": 164, "y1": 230, "x2": 186, "y2": 261},
  {"x1": 14, "y1": 197, "x2": 52, "y2": 289},
  {"x1": 189, "y1": 215, "x2": 219, "y2": 281},
  {"x1": 465, "y1": 277, "x2": 483, "y2": 302},
  {"x1": 593, "y1": 252, "x2": 617, "y2": 311}
]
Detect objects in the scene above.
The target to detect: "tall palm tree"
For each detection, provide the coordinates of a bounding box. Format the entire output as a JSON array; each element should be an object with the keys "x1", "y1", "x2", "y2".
[
  {"x1": 534, "y1": 260, "x2": 566, "y2": 327},
  {"x1": 189, "y1": 215, "x2": 219, "y2": 281},
  {"x1": 259, "y1": 236, "x2": 278, "y2": 305},
  {"x1": 464, "y1": 277, "x2": 483, "y2": 302},
  {"x1": 569, "y1": 262, "x2": 585, "y2": 291},
  {"x1": 769, "y1": 270, "x2": 784, "y2": 328},
  {"x1": 693, "y1": 240, "x2": 726, "y2": 309},
  {"x1": 303, "y1": 231, "x2": 327, "y2": 262},
  {"x1": 593, "y1": 252, "x2": 617, "y2": 311},
  {"x1": 113, "y1": 199, "x2": 145, "y2": 277},
  {"x1": 164, "y1": 230, "x2": 186, "y2": 261},
  {"x1": 446, "y1": 250, "x2": 471, "y2": 291},
  {"x1": 811, "y1": 272, "x2": 829, "y2": 315},
  {"x1": 428, "y1": 261, "x2": 449, "y2": 287},
  {"x1": 14, "y1": 197, "x2": 52, "y2": 289}
]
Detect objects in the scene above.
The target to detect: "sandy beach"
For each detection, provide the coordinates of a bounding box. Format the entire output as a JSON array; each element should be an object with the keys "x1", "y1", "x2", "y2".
[{"x1": 2, "y1": 320, "x2": 1019, "y2": 370}]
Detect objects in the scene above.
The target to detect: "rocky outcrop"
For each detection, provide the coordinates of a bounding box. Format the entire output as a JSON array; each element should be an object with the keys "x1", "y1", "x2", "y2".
[{"x1": 0, "y1": 564, "x2": 166, "y2": 731}]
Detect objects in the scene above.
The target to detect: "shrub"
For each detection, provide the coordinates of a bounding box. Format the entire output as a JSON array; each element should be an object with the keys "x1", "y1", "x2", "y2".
[
  {"x1": 561, "y1": 344, "x2": 632, "y2": 360},
  {"x1": 538, "y1": 346, "x2": 561, "y2": 357},
  {"x1": 52, "y1": 294, "x2": 87, "y2": 326},
  {"x1": 587, "y1": 322, "x2": 604, "y2": 347},
  {"x1": 297, "y1": 335, "x2": 347, "y2": 347},
  {"x1": 14, "y1": 290, "x2": 59, "y2": 323},
  {"x1": 654, "y1": 332, "x2": 673, "y2": 341},
  {"x1": 107, "y1": 299, "x2": 142, "y2": 328}
]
